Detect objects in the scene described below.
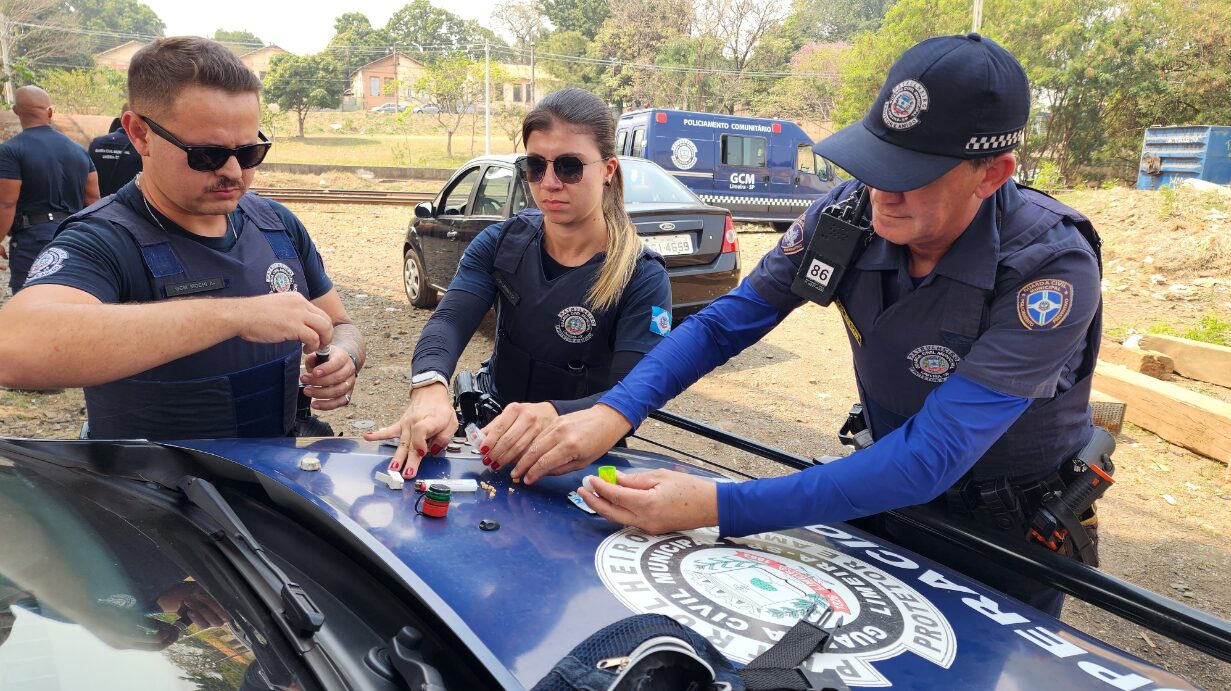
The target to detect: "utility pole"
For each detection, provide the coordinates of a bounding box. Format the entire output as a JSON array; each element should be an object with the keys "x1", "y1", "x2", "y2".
[
  {"x1": 0, "y1": 14, "x2": 14, "y2": 105},
  {"x1": 971, "y1": 0, "x2": 984, "y2": 33},
  {"x1": 529, "y1": 41, "x2": 536, "y2": 107},
  {"x1": 484, "y1": 39, "x2": 491, "y2": 156}
]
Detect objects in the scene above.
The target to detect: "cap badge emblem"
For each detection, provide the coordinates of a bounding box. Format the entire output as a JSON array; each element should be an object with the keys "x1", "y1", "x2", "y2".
[{"x1": 883, "y1": 79, "x2": 930, "y2": 131}]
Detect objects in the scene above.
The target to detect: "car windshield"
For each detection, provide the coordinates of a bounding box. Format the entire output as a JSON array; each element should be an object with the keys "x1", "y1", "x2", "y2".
[
  {"x1": 0, "y1": 461, "x2": 299, "y2": 690},
  {"x1": 620, "y1": 159, "x2": 701, "y2": 205}
]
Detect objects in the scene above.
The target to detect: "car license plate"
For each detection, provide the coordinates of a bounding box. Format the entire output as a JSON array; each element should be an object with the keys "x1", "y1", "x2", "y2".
[{"x1": 642, "y1": 233, "x2": 694, "y2": 256}]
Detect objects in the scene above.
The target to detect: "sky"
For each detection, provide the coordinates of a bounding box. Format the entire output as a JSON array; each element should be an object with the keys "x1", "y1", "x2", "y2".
[{"x1": 140, "y1": 0, "x2": 509, "y2": 55}]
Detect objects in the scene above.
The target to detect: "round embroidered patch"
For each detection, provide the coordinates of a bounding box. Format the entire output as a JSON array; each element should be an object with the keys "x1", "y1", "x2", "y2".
[
  {"x1": 906, "y1": 344, "x2": 960, "y2": 383},
  {"x1": 882, "y1": 79, "x2": 930, "y2": 131},
  {"x1": 670, "y1": 138, "x2": 698, "y2": 170},
  {"x1": 265, "y1": 262, "x2": 298, "y2": 294},
  {"x1": 556, "y1": 305, "x2": 596, "y2": 344},
  {"x1": 26, "y1": 247, "x2": 69, "y2": 282},
  {"x1": 780, "y1": 215, "x2": 805, "y2": 255},
  {"x1": 1016, "y1": 278, "x2": 1073, "y2": 330}
]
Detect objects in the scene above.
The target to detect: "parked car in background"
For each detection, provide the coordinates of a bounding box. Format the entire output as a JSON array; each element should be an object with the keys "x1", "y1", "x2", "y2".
[
  {"x1": 371, "y1": 102, "x2": 410, "y2": 113},
  {"x1": 403, "y1": 155, "x2": 741, "y2": 317},
  {"x1": 413, "y1": 103, "x2": 442, "y2": 114}
]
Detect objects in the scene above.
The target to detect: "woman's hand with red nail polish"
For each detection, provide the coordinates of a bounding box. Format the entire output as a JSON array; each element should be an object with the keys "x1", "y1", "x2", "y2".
[
  {"x1": 364, "y1": 380, "x2": 455, "y2": 481},
  {"x1": 477, "y1": 401, "x2": 559, "y2": 475}
]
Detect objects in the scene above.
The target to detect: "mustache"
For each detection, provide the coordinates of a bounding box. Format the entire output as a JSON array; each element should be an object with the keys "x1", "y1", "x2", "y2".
[{"x1": 207, "y1": 178, "x2": 244, "y2": 192}]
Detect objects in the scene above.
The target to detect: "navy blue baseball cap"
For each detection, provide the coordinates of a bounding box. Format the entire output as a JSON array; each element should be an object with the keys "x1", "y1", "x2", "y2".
[{"x1": 815, "y1": 33, "x2": 1030, "y2": 192}]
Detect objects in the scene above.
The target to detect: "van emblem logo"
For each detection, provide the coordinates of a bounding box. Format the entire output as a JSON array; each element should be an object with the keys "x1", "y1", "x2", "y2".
[
  {"x1": 671, "y1": 138, "x2": 698, "y2": 170},
  {"x1": 659, "y1": 222, "x2": 676, "y2": 231}
]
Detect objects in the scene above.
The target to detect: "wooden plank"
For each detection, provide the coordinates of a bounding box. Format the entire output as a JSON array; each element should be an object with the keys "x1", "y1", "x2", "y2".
[
  {"x1": 1099, "y1": 340, "x2": 1174, "y2": 380},
  {"x1": 1093, "y1": 361, "x2": 1231, "y2": 463},
  {"x1": 1138, "y1": 334, "x2": 1231, "y2": 388}
]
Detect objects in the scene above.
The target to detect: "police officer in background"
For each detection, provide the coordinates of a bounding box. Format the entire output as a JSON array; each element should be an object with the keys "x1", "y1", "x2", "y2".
[
  {"x1": 0, "y1": 37, "x2": 364, "y2": 440},
  {"x1": 89, "y1": 104, "x2": 143, "y2": 197},
  {"x1": 0, "y1": 86, "x2": 99, "y2": 293},
  {"x1": 511, "y1": 34, "x2": 1103, "y2": 617}
]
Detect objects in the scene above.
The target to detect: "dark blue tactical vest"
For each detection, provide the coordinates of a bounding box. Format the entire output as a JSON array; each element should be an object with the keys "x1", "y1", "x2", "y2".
[
  {"x1": 836, "y1": 184, "x2": 1101, "y2": 482},
  {"x1": 64, "y1": 193, "x2": 307, "y2": 440},
  {"x1": 487, "y1": 210, "x2": 662, "y2": 405}
]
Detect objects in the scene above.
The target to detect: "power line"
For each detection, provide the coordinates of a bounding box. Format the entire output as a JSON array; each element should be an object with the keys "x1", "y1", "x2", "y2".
[{"x1": 12, "y1": 21, "x2": 835, "y2": 81}]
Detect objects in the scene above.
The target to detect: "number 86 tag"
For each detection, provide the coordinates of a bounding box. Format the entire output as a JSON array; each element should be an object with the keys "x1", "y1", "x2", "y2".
[{"x1": 805, "y1": 258, "x2": 835, "y2": 289}]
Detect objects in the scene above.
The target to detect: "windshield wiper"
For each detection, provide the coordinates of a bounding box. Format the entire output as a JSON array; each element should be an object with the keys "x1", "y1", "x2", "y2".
[{"x1": 178, "y1": 476, "x2": 325, "y2": 643}]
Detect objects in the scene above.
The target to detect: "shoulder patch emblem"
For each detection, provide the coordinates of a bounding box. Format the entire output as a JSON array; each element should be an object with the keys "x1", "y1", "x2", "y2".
[
  {"x1": 907, "y1": 344, "x2": 960, "y2": 383},
  {"x1": 265, "y1": 262, "x2": 297, "y2": 294},
  {"x1": 556, "y1": 305, "x2": 596, "y2": 344},
  {"x1": 26, "y1": 247, "x2": 69, "y2": 282},
  {"x1": 650, "y1": 305, "x2": 672, "y2": 336},
  {"x1": 780, "y1": 215, "x2": 805, "y2": 255},
  {"x1": 1017, "y1": 278, "x2": 1073, "y2": 330}
]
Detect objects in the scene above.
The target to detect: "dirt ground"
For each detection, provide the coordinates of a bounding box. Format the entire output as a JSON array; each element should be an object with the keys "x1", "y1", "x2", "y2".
[{"x1": 1, "y1": 182, "x2": 1229, "y2": 688}]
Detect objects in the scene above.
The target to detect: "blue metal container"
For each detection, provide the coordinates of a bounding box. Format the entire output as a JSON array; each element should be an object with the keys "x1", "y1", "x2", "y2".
[{"x1": 1137, "y1": 125, "x2": 1231, "y2": 190}]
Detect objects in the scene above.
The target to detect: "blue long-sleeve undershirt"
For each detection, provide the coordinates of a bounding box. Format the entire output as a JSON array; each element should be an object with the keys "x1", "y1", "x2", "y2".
[{"x1": 598, "y1": 279, "x2": 1031, "y2": 538}]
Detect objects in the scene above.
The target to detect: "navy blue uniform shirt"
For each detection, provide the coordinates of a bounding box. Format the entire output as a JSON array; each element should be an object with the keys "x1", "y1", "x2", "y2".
[
  {"x1": 24, "y1": 182, "x2": 332, "y2": 302},
  {"x1": 0, "y1": 125, "x2": 95, "y2": 216},
  {"x1": 88, "y1": 124, "x2": 142, "y2": 197}
]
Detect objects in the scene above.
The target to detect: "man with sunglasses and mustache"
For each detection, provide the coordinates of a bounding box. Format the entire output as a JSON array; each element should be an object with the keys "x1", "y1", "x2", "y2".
[{"x1": 0, "y1": 37, "x2": 364, "y2": 440}]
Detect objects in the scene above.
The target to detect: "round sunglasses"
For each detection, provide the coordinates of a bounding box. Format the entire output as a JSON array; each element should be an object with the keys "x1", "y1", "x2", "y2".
[
  {"x1": 140, "y1": 115, "x2": 272, "y2": 172},
  {"x1": 514, "y1": 154, "x2": 605, "y2": 184}
]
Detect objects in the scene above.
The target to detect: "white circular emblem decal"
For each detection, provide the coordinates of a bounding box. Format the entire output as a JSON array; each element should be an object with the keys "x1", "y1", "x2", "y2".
[
  {"x1": 597, "y1": 527, "x2": 955, "y2": 687},
  {"x1": 26, "y1": 247, "x2": 69, "y2": 282},
  {"x1": 906, "y1": 344, "x2": 960, "y2": 383},
  {"x1": 670, "y1": 138, "x2": 699, "y2": 170},
  {"x1": 882, "y1": 79, "x2": 930, "y2": 131},
  {"x1": 556, "y1": 305, "x2": 596, "y2": 343},
  {"x1": 265, "y1": 262, "x2": 297, "y2": 294}
]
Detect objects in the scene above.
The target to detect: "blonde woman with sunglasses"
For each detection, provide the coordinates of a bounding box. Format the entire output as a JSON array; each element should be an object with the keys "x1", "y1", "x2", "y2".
[{"x1": 368, "y1": 88, "x2": 671, "y2": 480}]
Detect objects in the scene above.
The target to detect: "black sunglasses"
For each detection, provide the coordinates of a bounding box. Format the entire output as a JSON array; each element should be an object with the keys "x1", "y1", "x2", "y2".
[
  {"x1": 515, "y1": 154, "x2": 603, "y2": 184},
  {"x1": 140, "y1": 115, "x2": 272, "y2": 172}
]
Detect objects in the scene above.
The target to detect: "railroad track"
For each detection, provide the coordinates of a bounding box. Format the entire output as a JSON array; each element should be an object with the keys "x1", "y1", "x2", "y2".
[{"x1": 250, "y1": 187, "x2": 435, "y2": 205}]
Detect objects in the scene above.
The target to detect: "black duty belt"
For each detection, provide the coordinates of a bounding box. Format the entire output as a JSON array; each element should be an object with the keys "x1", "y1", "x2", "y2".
[
  {"x1": 16, "y1": 211, "x2": 72, "y2": 231},
  {"x1": 939, "y1": 473, "x2": 1067, "y2": 532}
]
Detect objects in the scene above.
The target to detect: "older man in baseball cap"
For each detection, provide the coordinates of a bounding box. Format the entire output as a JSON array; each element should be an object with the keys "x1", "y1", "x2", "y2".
[{"x1": 508, "y1": 34, "x2": 1104, "y2": 617}]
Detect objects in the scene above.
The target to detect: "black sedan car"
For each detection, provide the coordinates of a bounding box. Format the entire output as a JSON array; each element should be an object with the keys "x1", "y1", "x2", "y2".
[{"x1": 402, "y1": 155, "x2": 741, "y2": 316}]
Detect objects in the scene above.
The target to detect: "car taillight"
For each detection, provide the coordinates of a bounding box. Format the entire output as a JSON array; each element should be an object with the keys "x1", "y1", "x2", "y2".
[{"x1": 720, "y1": 215, "x2": 739, "y2": 253}]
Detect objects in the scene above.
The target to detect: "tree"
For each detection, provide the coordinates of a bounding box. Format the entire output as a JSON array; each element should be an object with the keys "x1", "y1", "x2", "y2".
[
  {"x1": 213, "y1": 28, "x2": 263, "y2": 55},
  {"x1": 591, "y1": 0, "x2": 693, "y2": 109},
  {"x1": 71, "y1": 0, "x2": 165, "y2": 38},
  {"x1": 414, "y1": 53, "x2": 509, "y2": 157},
  {"x1": 491, "y1": 0, "x2": 545, "y2": 53},
  {"x1": 263, "y1": 53, "x2": 343, "y2": 138},
  {"x1": 385, "y1": 0, "x2": 504, "y2": 61},
  {"x1": 540, "y1": 0, "x2": 609, "y2": 40},
  {"x1": 751, "y1": 42, "x2": 846, "y2": 128},
  {"x1": 2, "y1": 0, "x2": 89, "y2": 75},
  {"x1": 536, "y1": 30, "x2": 598, "y2": 88},
  {"x1": 492, "y1": 105, "x2": 527, "y2": 151},
  {"x1": 324, "y1": 12, "x2": 394, "y2": 84},
  {"x1": 39, "y1": 66, "x2": 127, "y2": 114},
  {"x1": 800, "y1": 0, "x2": 898, "y2": 42}
]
